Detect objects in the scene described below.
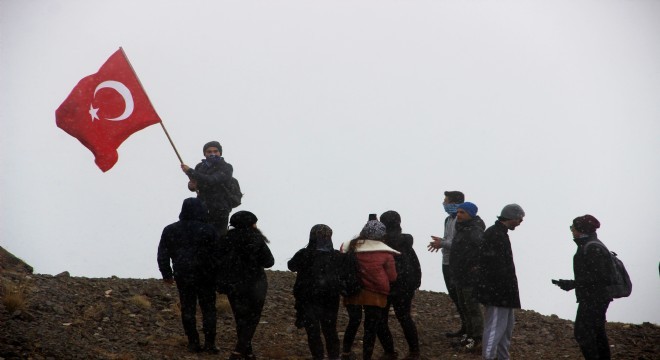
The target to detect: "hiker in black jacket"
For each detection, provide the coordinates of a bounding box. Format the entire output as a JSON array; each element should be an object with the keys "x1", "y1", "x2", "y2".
[
  {"x1": 554, "y1": 215, "x2": 612, "y2": 360},
  {"x1": 219, "y1": 211, "x2": 275, "y2": 360},
  {"x1": 449, "y1": 202, "x2": 486, "y2": 351},
  {"x1": 157, "y1": 197, "x2": 221, "y2": 353},
  {"x1": 477, "y1": 204, "x2": 525, "y2": 360},
  {"x1": 376, "y1": 211, "x2": 422, "y2": 360},
  {"x1": 288, "y1": 224, "x2": 342, "y2": 360},
  {"x1": 181, "y1": 140, "x2": 234, "y2": 236}
]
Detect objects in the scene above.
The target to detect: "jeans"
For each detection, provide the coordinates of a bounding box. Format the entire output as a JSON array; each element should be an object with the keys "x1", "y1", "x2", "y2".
[{"x1": 575, "y1": 300, "x2": 611, "y2": 360}]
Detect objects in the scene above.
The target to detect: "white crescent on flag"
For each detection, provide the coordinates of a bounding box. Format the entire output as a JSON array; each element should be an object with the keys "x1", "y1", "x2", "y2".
[{"x1": 89, "y1": 80, "x2": 134, "y2": 121}]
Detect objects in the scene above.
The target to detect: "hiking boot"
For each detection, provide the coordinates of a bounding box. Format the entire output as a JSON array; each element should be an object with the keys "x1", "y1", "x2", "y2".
[
  {"x1": 461, "y1": 337, "x2": 481, "y2": 352},
  {"x1": 445, "y1": 328, "x2": 466, "y2": 338},
  {"x1": 187, "y1": 342, "x2": 202, "y2": 353},
  {"x1": 379, "y1": 351, "x2": 399, "y2": 360},
  {"x1": 228, "y1": 352, "x2": 244, "y2": 360},
  {"x1": 341, "y1": 352, "x2": 357, "y2": 360},
  {"x1": 450, "y1": 334, "x2": 468, "y2": 348},
  {"x1": 202, "y1": 343, "x2": 220, "y2": 354}
]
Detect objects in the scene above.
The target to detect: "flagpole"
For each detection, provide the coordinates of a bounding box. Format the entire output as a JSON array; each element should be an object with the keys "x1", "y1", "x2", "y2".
[{"x1": 118, "y1": 47, "x2": 184, "y2": 165}]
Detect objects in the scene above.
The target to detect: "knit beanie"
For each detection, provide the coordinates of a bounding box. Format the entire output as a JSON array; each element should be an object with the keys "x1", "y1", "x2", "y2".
[
  {"x1": 457, "y1": 202, "x2": 478, "y2": 218},
  {"x1": 572, "y1": 214, "x2": 600, "y2": 234},
  {"x1": 229, "y1": 210, "x2": 258, "y2": 229},
  {"x1": 203, "y1": 141, "x2": 222, "y2": 154},
  {"x1": 499, "y1": 204, "x2": 525, "y2": 220},
  {"x1": 360, "y1": 220, "x2": 387, "y2": 240}
]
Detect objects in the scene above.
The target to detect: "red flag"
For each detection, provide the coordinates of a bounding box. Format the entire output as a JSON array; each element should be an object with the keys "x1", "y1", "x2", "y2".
[{"x1": 56, "y1": 48, "x2": 161, "y2": 172}]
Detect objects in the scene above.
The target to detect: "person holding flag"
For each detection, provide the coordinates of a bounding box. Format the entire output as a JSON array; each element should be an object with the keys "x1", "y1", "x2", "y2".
[{"x1": 181, "y1": 141, "x2": 234, "y2": 236}]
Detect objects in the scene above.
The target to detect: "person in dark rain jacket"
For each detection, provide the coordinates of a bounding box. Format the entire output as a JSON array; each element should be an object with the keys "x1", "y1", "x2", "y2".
[
  {"x1": 288, "y1": 224, "x2": 342, "y2": 360},
  {"x1": 218, "y1": 211, "x2": 275, "y2": 360},
  {"x1": 157, "y1": 197, "x2": 221, "y2": 353},
  {"x1": 377, "y1": 210, "x2": 422, "y2": 360},
  {"x1": 449, "y1": 202, "x2": 486, "y2": 351},
  {"x1": 477, "y1": 204, "x2": 526, "y2": 360},
  {"x1": 554, "y1": 215, "x2": 613, "y2": 360},
  {"x1": 181, "y1": 140, "x2": 234, "y2": 236}
]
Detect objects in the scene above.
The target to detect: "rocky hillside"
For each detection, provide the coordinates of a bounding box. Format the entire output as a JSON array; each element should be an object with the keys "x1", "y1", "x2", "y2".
[{"x1": 1, "y1": 246, "x2": 658, "y2": 360}]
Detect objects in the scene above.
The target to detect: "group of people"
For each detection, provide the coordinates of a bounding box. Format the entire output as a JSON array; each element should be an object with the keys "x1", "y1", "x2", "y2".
[
  {"x1": 157, "y1": 140, "x2": 615, "y2": 360},
  {"x1": 289, "y1": 213, "x2": 422, "y2": 360}
]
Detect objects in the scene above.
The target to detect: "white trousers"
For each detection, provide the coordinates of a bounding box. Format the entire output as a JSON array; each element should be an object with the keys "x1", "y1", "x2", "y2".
[{"x1": 482, "y1": 306, "x2": 515, "y2": 360}]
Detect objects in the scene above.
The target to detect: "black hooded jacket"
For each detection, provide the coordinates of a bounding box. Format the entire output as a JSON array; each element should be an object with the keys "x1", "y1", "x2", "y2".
[
  {"x1": 573, "y1": 234, "x2": 613, "y2": 303},
  {"x1": 187, "y1": 157, "x2": 234, "y2": 212},
  {"x1": 449, "y1": 216, "x2": 486, "y2": 287},
  {"x1": 477, "y1": 221, "x2": 521, "y2": 308},
  {"x1": 217, "y1": 227, "x2": 275, "y2": 288},
  {"x1": 157, "y1": 198, "x2": 220, "y2": 283}
]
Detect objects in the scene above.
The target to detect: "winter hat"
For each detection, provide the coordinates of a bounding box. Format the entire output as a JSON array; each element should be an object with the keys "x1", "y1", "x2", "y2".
[
  {"x1": 572, "y1": 214, "x2": 600, "y2": 234},
  {"x1": 499, "y1": 204, "x2": 525, "y2": 220},
  {"x1": 229, "y1": 210, "x2": 258, "y2": 229},
  {"x1": 457, "y1": 202, "x2": 478, "y2": 218},
  {"x1": 360, "y1": 220, "x2": 387, "y2": 240},
  {"x1": 203, "y1": 141, "x2": 222, "y2": 154},
  {"x1": 444, "y1": 191, "x2": 465, "y2": 204},
  {"x1": 379, "y1": 211, "x2": 401, "y2": 229}
]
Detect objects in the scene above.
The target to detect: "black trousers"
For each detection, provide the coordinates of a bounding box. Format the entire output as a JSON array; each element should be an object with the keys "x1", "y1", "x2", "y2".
[
  {"x1": 343, "y1": 304, "x2": 384, "y2": 360},
  {"x1": 575, "y1": 300, "x2": 611, "y2": 360},
  {"x1": 443, "y1": 264, "x2": 465, "y2": 332},
  {"x1": 377, "y1": 291, "x2": 419, "y2": 353},
  {"x1": 176, "y1": 279, "x2": 217, "y2": 345},
  {"x1": 208, "y1": 208, "x2": 230, "y2": 237},
  {"x1": 301, "y1": 298, "x2": 341, "y2": 360},
  {"x1": 226, "y1": 277, "x2": 268, "y2": 356}
]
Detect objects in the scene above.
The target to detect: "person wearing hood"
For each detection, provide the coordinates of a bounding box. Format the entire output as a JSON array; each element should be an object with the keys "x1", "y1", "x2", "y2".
[
  {"x1": 553, "y1": 215, "x2": 613, "y2": 360},
  {"x1": 449, "y1": 202, "x2": 486, "y2": 352},
  {"x1": 288, "y1": 224, "x2": 342, "y2": 360},
  {"x1": 157, "y1": 198, "x2": 221, "y2": 354},
  {"x1": 376, "y1": 211, "x2": 422, "y2": 360},
  {"x1": 181, "y1": 140, "x2": 234, "y2": 236},
  {"x1": 340, "y1": 220, "x2": 400, "y2": 360},
  {"x1": 477, "y1": 204, "x2": 526, "y2": 360},
  {"x1": 217, "y1": 210, "x2": 275, "y2": 360},
  {"x1": 428, "y1": 190, "x2": 467, "y2": 338}
]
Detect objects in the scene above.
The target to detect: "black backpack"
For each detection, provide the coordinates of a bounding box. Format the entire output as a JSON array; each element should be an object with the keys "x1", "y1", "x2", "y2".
[
  {"x1": 584, "y1": 239, "x2": 632, "y2": 299},
  {"x1": 338, "y1": 251, "x2": 362, "y2": 297},
  {"x1": 221, "y1": 177, "x2": 243, "y2": 208}
]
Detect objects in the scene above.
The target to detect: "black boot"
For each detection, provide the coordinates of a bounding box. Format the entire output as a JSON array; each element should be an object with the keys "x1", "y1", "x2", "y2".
[
  {"x1": 187, "y1": 335, "x2": 202, "y2": 353},
  {"x1": 203, "y1": 332, "x2": 220, "y2": 354}
]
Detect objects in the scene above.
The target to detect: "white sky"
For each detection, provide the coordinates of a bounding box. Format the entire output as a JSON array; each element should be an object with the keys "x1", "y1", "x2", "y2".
[{"x1": 1, "y1": 0, "x2": 658, "y2": 325}]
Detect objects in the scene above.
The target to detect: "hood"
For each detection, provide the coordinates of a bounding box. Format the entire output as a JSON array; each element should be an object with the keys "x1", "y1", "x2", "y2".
[{"x1": 178, "y1": 198, "x2": 208, "y2": 222}]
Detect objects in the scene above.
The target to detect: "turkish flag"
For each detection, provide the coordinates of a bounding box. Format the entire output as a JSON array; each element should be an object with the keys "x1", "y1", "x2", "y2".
[{"x1": 56, "y1": 48, "x2": 161, "y2": 172}]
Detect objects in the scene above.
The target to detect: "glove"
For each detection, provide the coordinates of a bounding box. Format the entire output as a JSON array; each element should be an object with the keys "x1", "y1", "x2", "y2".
[{"x1": 553, "y1": 279, "x2": 575, "y2": 291}]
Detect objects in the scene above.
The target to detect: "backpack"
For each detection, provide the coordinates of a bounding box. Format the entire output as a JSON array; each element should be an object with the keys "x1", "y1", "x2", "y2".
[
  {"x1": 338, "y1": 251, "x2": 362, "y2": 297},
  {"x1": 221, "y1": 177, "x2": 243, "y2": 208},
  {"x1": 584, "y1": 240, "x2": 632, "y2": 299}
]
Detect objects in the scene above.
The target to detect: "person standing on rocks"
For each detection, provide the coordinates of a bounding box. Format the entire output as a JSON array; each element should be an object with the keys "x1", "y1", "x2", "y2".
[
  {"x1": 181, "y1": 140, "x2": 234, "y2": 237},
  {"x1": 157, "y1": 197, "x2": 221, "y2": 353},
  {"x1": 377, "y1": 210, "x2": 422, "y2": 360},
  {"x1": 553, "y1": 215, "x2": 612, "y2": 360},
  {"x1": 288, "y1": 224, "x2": 342, "y2": 360},
  {"x1": 449, "y1": 202, "x2": 486, "y2": 351},
  {"x1": 340, "y1": 220, "x2": 399, "y2": 360},
  {"x1": 477, "y1": 204, "x2": 525, "y2": 360},
  {"x1": 428, "y1": 190, "x2": 467, "y2": 338},
  {"x1": 217, "y1": 211, "x2": 275, "y2": 360}
]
